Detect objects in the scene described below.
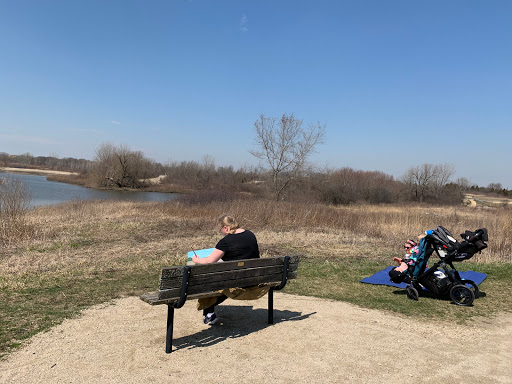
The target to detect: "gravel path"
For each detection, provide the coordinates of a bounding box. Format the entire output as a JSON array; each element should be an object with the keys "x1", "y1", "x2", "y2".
[{"x1": 1, "y1": 294, "x2": 511, "y2": 384}]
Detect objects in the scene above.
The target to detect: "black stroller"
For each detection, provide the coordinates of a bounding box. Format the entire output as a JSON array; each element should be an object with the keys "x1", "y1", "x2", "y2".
[{"x1": 389, "y1": 226, "x2": 488, "y2": 306}]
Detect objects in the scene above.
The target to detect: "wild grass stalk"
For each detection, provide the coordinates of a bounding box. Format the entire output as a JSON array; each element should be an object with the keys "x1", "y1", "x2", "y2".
[{"x1": 0, "y1": 177, "x2": 31, "y2": 246}]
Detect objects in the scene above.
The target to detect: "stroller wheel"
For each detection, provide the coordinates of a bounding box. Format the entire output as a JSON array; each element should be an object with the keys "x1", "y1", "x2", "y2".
[
  {"x1": 449, "y1": 284, "x2": 475, "y2": 306},
  {"x1": 406, "y1": 285, "x2": 419, "y2": 301},
  {"x1": 463, "y1": 279, "x2": 480, "y2": 299}
]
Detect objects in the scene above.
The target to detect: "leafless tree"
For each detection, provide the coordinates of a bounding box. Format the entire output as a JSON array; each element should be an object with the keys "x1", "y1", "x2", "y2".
[
  {"x1": 0, "y1": 176, "x2": 31, "y2": 245},
  {"x1": 488, "y1": 182, "x2": 503, "y2": 191},
  {"x1": 401, "y1": 163, "x2": 455, "y2": 202},
  {"x1": 251, "y1": 113, "x2": 325, "y2": 200},
  {"x1": 91, "y1": 143, "x2": 158, "y2": 188},
  {"x1": 455, "y1": 177, "x2": 471, "y2": 191},
  {"x1": 0, "y1": 152, "x2": 9, "y2": 166},
  {"x1": 431, "y1": 163, "x2": 455, "y2": 197},
  {"x1": 317, "y1": 167, "x2": 398, "y2": 205}
]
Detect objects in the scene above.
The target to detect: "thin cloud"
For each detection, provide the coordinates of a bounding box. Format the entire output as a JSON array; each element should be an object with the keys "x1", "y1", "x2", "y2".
[
  {"x1": 240, "y1": 14, "x2": 248, "y2": 32},
  {"x1": 73, "y1": 128, "x2": 99, "y2": 133},
  {"x1": 111, "y1": 121, "x2": 121, "y2": 125}
]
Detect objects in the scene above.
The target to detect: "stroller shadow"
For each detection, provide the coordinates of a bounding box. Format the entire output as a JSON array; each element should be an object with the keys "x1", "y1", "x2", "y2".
[
  {"x1": 172, "y1": 306, "x2": 315, "y2": 352},
  {"x1": 392, "y1": 289, "x2": 445, "y2": 301},
  {"x1": 392, "y1": 289, "x2": 487, "y2": 301}
]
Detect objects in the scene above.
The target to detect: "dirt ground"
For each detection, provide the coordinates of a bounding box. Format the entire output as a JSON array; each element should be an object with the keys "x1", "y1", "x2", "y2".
[
  {"x1": 1, "y1": 293, "x2": 511, "y2": 384},
  {"x1": 464, "y1": 193, "x2": 512, "y2": 207}
]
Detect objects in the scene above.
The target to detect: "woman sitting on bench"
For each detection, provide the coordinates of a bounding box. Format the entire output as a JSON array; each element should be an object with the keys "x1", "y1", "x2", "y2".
[{"x1": 192, "y1": 214, "x2": 260, "y2": 325}]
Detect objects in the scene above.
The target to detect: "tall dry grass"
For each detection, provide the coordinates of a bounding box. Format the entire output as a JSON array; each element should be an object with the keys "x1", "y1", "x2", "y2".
[
  {"x1": 181, "y1": 200, "x2": 511, "y2": 262},
  {"x1": 1, "y1": 198, "x2": 509, "y2": 284},
  {"x1": 0, "y1": 177, "x2": 31, "y2": 246},
  {"x1": 33, "y1": 199, "x2": 512, "y2": 262}
]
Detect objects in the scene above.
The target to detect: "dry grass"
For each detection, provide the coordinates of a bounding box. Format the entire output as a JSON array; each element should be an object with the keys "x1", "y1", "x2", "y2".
[{"x1": 1, "y1": 199, "x2": 510, "y2": 282}]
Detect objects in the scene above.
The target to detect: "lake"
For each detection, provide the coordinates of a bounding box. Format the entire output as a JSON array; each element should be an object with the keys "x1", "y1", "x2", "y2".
[{"x1": 0, "y1": 172, "x2": 180, "y2": 208}]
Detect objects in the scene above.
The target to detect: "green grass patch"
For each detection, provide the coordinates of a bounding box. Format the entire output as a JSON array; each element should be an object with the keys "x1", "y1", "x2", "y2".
[
  {"x1": 1, "y1": 255, "x2": 511, "y2": 359},
  {"x1": 283, "y1": 258, "x2": 512, "y2": 321},
  {"x1": 0, "y1": 268, "x2": 162, "y2": 359}
]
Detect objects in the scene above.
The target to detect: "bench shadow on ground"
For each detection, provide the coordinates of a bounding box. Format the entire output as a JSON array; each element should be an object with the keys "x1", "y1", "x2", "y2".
[{"x1": 172, "y1": 306, "x2": 315, "y2": 352}]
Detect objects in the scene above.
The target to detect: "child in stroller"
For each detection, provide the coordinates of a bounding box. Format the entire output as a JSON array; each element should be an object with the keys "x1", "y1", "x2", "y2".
[
  {"x1": 390, "y1": 238, "x2": 423, "y2": 278},
  {"x1": 389, "y1": 226, "x2": 488, "y2": 306}
]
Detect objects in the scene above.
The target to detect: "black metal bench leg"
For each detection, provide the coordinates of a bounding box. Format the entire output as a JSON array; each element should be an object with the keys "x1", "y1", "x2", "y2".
[
  {"x1": 268, "y1": 256, "x2": 290, "y2": 325},
  {"x1": 166, "y1": 305, "x2": 175, "y2": 353},
  {"x1": 268, "y1": 288, "x2": 274, "y2": 324}
]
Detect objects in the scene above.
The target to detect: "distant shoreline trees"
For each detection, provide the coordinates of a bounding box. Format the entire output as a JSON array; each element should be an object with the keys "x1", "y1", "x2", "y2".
[
  {"x1": 0, "y1": 151, "x2": 93, "y2": 172},
  {"x1": 1, "y1": 149, "x2": 509, "y2": 203}
]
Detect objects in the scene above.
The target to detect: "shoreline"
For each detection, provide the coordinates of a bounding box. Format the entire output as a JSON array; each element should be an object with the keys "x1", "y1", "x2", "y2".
[
  {"x1": 0, "y1": 167, "x2": 79, "y2": 177},
  {"x1": 1, "y1": 166, "x2": 185, "y2": 194}
]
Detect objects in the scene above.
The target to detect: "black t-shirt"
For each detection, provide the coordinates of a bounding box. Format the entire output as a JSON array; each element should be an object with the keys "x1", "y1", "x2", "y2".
[{"x1": 215, "y1": 230, "x2": 260, "y2": 262}]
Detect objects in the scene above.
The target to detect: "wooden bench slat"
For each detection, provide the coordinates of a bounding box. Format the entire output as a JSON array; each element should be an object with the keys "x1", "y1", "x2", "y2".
[
  {"x1": 157, "y1": 271, "x2": 298, "y2": 301},
  {"x1": 158, "y1": 263, "x2": 298, "y2": 290},
  {"x1": 141, "y1": 291, "x2": 223, "y2": 305},
  {"x1": 160, "y1": 256, "x2": 300, "y2": 279},
  {"x1": 141, "y1": 282, "x2": 288, "y2": 305}
]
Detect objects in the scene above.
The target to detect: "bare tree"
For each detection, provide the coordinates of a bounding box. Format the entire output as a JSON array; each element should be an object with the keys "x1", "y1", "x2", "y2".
[
  {"x1": 455, "y1": 177, "x2": 471, "y2": 191},
  {"x1": 91, "y1": 143, "x2": 157, "y2": 188},
  {"x1": 401, "y1": 163, "x2": 455, "y2": 202},
  {"x1": 0, "y1": 152, "x2": 8, "y2": 167},
  {"x1": 488, "y1": 182, "x2": 503, "y2": 191},
  {"x1": 251, "y1": 113, "x2": 325, "y2": 200},
  {"x1": 431, "y1": 163, "x2": 455, "y2": 197},
  {"x1": 18, "y1": 152, "x2": 34, "y2": 166},
  {"x1": 0, "y1": 176, "x2": 31, "y2": 245}
]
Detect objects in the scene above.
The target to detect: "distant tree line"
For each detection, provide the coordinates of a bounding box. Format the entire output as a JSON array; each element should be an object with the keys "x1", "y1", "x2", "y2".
[
  {"x1": 2, "y1": 146, "x2": 510, "y2": 204},
  {"x1": 0, "y1": 152, "x2": 93, "y2": 172},
  {"x1": 6, "y1": 112, "x2": 510, "y2": 205}
]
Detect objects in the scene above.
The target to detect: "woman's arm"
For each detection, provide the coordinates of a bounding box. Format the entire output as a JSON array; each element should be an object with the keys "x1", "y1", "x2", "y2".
[{"x1": 192, "y1": 248, "x2": 224, "y2": 264}]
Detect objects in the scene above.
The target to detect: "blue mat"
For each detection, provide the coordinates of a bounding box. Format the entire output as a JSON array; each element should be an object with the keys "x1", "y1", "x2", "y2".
[{"x1": 360, "y1": 266, "x2": 487, "y2": 289}]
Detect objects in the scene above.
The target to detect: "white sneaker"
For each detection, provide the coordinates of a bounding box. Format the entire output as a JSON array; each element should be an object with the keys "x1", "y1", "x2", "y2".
[{"x1": 203, "y1": 312, "x2": 219, "y2": 325}]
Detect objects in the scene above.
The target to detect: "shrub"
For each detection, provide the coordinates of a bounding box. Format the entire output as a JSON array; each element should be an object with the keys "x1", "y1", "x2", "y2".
[{"x1": 0, "y1": 176, "x2": 31, "y2": 246}]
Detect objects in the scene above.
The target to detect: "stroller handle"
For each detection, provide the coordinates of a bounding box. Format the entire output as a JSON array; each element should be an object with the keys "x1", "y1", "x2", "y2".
[{"x1": 467, "y1": 228, "x2": 486, "y2": 243}]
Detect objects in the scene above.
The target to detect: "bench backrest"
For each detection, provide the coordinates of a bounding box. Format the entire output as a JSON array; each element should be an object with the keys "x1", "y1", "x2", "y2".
[{"x1": 157, "y1": 255, "x2": 299, "y2": 302}]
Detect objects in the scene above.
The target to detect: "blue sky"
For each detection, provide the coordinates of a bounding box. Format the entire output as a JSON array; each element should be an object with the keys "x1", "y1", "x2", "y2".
[{"x1": 1, "y1": 0, "x2": 511, "y2": 188}]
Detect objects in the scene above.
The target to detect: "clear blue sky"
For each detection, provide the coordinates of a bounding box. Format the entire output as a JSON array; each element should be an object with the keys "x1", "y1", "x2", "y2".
[{"x1": 1, "y1": 1, "x2": 511, "y2": 188}]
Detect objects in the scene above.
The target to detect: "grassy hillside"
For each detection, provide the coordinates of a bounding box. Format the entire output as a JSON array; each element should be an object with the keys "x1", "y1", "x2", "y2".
[{"x1": 1, "y1": 199, "x2": 511, "y2": 358}]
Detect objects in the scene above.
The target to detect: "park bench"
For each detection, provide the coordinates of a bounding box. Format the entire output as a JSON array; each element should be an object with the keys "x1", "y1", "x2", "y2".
[{"x1": 140, "y1": 255, "x2": 300, "y2": 353}]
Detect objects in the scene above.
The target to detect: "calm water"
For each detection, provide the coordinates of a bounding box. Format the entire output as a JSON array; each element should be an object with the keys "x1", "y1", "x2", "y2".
[{"x1": 0, "y1": 172, "x2": 180, "y2": 208}]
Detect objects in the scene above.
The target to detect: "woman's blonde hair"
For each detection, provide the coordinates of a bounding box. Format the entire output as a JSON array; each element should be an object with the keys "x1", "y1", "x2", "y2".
[{"x1": 218, "y1": 215, "x2": 239, "y2": 234}]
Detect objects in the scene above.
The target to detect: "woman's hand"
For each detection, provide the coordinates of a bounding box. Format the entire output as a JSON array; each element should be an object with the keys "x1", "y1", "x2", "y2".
[{"x1": 192, "y1": 248, "x2": 224, "y2": 264}]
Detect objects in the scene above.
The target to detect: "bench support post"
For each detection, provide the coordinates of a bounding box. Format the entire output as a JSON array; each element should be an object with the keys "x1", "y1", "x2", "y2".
[
  {"x1": 267, "y1": 256, "x2": 290, "y2": 325},
  {"x1": 166, "y1": 305, "x2": 175, "y2": 353},
  {"x1": 165, "y1": 266, "x2": 192, "y2": 353},
  {"x1": 268, "y1": 288, "x2": 274, "y2": 324}
]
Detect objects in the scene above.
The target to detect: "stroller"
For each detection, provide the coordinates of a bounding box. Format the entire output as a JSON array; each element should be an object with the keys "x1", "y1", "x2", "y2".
[{"x1": 389, "y1": 226, "x2": 488, "y2": 306}]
